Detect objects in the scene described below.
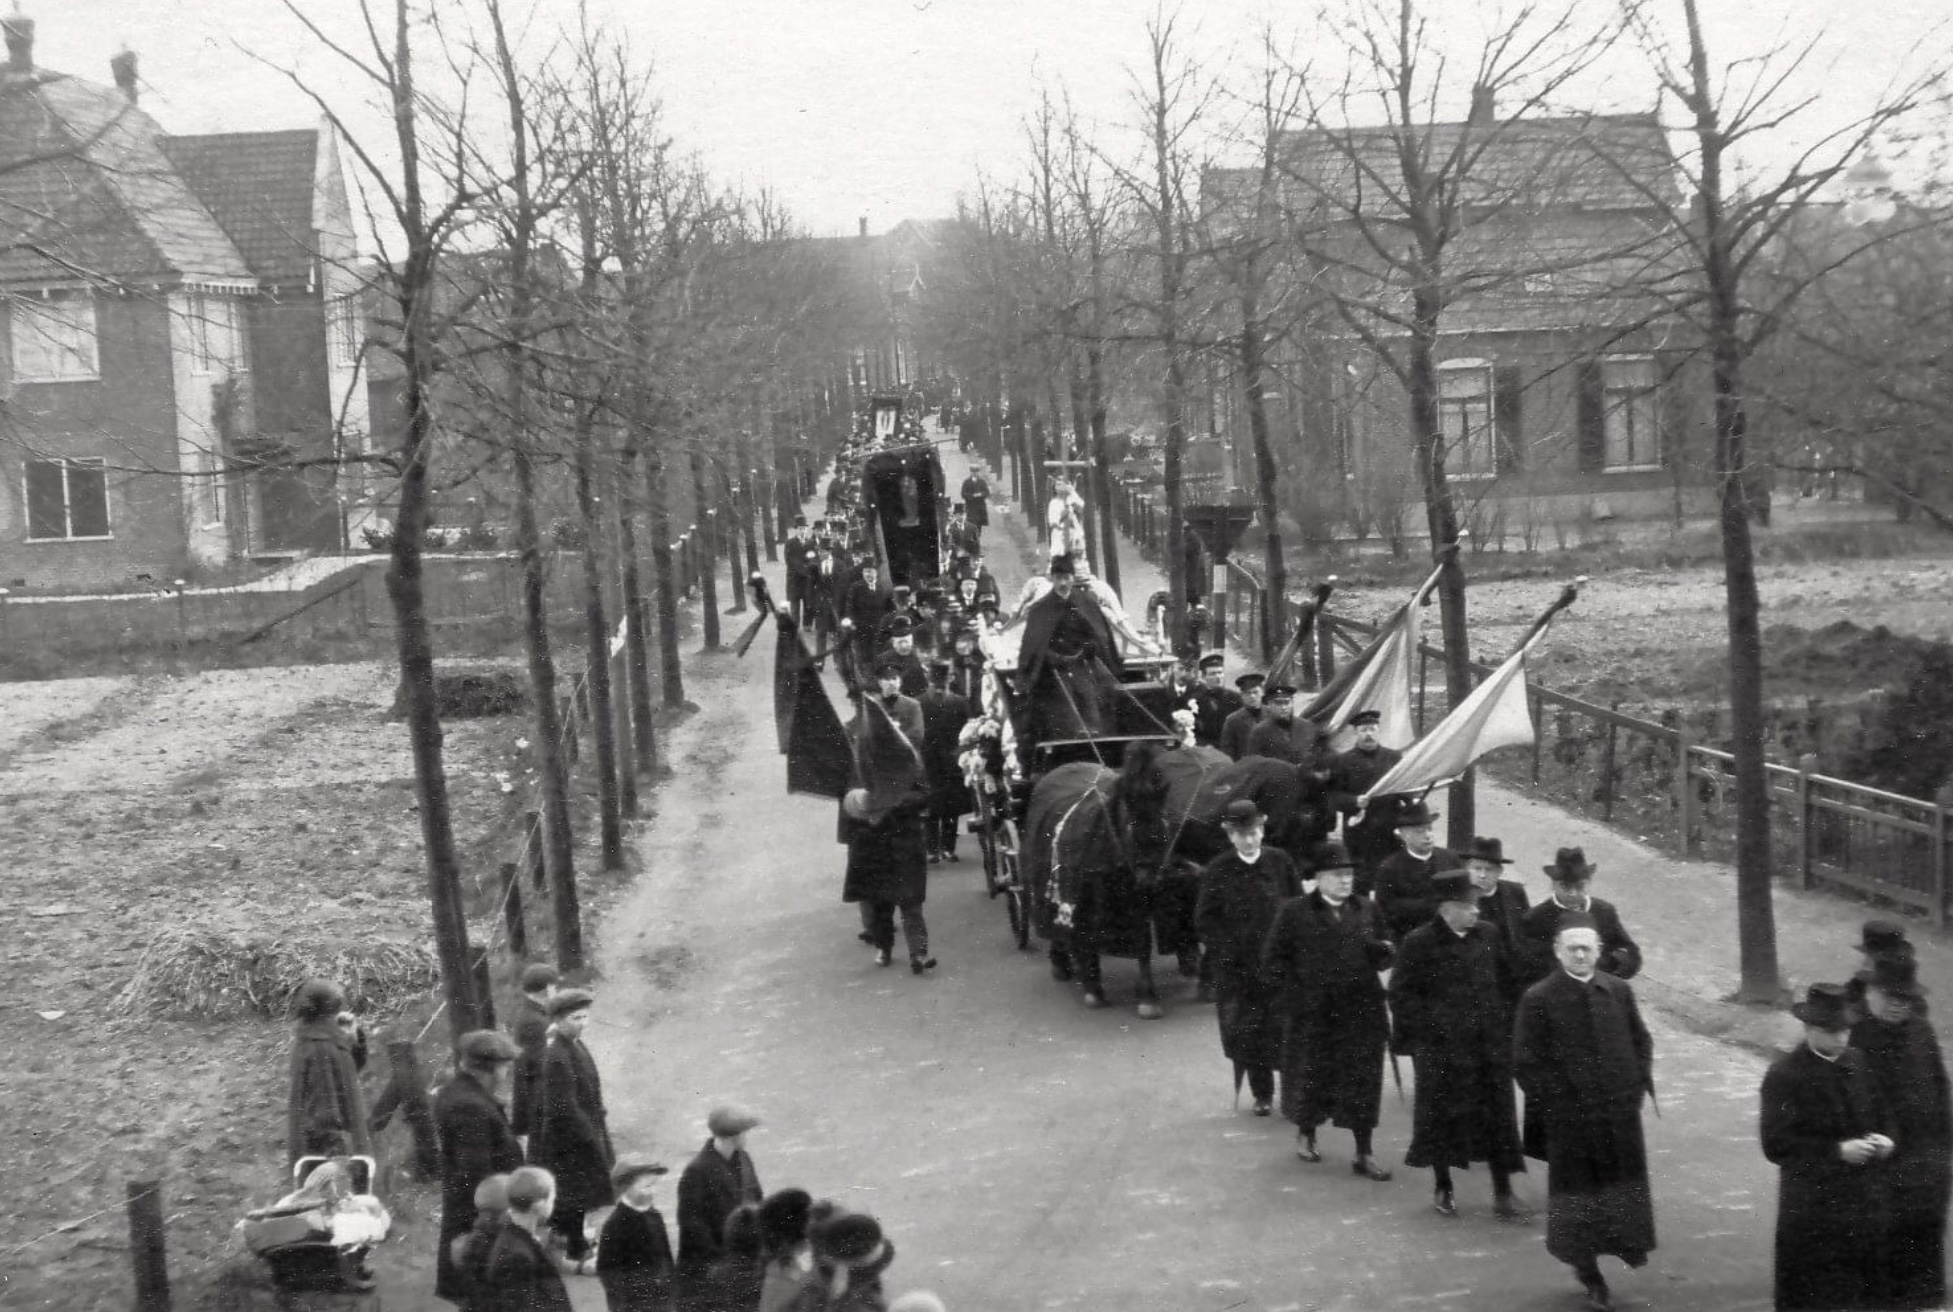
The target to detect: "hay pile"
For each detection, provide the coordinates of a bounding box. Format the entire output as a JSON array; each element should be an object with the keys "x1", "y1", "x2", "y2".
[
  {"x1": 115, "y1": 928, "x2": 442, "y2": 1020},
  {"x1": 391, "y1": 667, "x2": 527, "y2": 720}
]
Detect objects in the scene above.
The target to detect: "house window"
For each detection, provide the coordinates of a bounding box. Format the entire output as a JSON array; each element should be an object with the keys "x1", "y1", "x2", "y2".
[
  {"x1": 1438, "y1": 361, "x2": 1497, "y2": 478},
  {"x1": 9, "y1": 292, "x2": 100, "y2": 381},
  {"x1": 198, "y1": 457, "x2": 226, "y2": 527},
  {"x1": 24, "y1": 458, "x2": 112, "y2": 540},
  {"x1": 328, "y1": 296, "x2": 359, "y2": 368},
  {"x1": 1602, "y1": 356, "x2": 1661, "y2": 470},
  {"x1": 188, "y1": 294, "x2": 244, "y2": 375}
]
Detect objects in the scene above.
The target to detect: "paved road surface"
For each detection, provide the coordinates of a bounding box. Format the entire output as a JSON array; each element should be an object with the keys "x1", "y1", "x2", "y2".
[{"x1": 585, "y1": 440, "x2": 1783, "y2": 1312}]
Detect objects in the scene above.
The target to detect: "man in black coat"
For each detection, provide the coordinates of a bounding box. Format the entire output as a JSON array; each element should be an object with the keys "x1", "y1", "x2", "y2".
[
  {"x1": 842, "y1": 658, "x2": 935, "y2": 973},
  {"x1": 873, "y1": 616, "x2": 930, "y2": 699},
  {"x1": 1762, "y1": 983, "x2": 1896, "y2": 1312},
  {"x1": 1195, "y1": 800, "x2": 1302, "y2": 1117},
  {"x1": 510, "y1": 963, "x2": 557, "y2": 1143},
  {"x1": 1217, "y1": 674, "x2": 1265, "y2": 761},
  {"x1": 1016, "y1": 554, "x2": 1122, "y2": 749},
  {"x1": 918, "y1": 661, "x2": 973, "y2": 863},
  {"x1": 1463, "y1": 836, "x2": 1532, "y2": 967},
  {"x1": 529, "y1": 989, "x2": 614, "y2": 1267},
  {"x1": 434, "y1": 1031, "x2": 526, "y2": 1305},
  {"x1": 1514, "y1": 917, "x2": 1657, "y2": 1312},
  {"x1": 784, "y1": 517, "x2": 822, "y2": 630},
  {"x1": 1372, "y1": 800, "x2": 1462, "y2": 938},
  {"x1": 1323, "y1": 710, "x2": 1404, "y2": 885},
  {"x1": 1520, "y1": 848, "x2": 1642, "y2": 987},
  {"x1": 1245, "y1": 683, "x2": 1324, "y2": 769},
  {"x1": 482, "y1": 1167, "x2": 574, "y2": 1312},
  {"x1": 1389, "y1": 870, "x2": 1529, "y2": 1221},
  {"x1": 840, "y1": 561, "x2": 893, "y2": 688},
  {"x1": 1261, "y1": 840, "x2": 1396, "y2": 1179},
  {"x1": 1847, "y1": 958, "x2": 1948, "y2": 1310},
  {"x1": 959, "y1": 471, "x2": 991, "y2": 538},
  {"x1": 1188, "y1": 652, "x2": 1241, "y2": 749},
  {"x1": 676, "y1": 1107, "x2": 765, "y2": 1292}
]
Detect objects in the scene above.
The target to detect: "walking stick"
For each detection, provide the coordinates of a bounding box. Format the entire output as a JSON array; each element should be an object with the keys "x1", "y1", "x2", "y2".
[
  {"x1": 1388, "y1": 1039, "x2": 1405, "y2": 1105},
  {"x1": 1232, "y1": 1061, "x2": 1245, "y2": 1112}
]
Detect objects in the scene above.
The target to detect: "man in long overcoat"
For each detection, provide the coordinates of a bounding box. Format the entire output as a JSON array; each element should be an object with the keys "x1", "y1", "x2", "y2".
[
  {"x1": 510, "y1": 963, "x2": 557, "y2": 1142},
  {"x1": 1195, "y1": 799, "x2": 1301, "y2": 1117},
  {"x1": 1514, "y1": 918, "x2": 1657, "y2": 1312},
  {"x1": 1390, "y1": 870, "x2": 1528, "y2": 1221},
  {"x1": 1372, "y1": 800, "x2": 1462, "y2": 938},
  {"x1": 1322, "y1": 710, "x2": 1403, "y2": 885},
  {"x1": 434, "y1": 1031, "x2": 525, "y2": 1305},
  {"x1": 1463, "y1": 836, "x2": 1532, "y2": 967},
  {"x1": 1245, "y1": 684, "x2": 1324, "y2": 770},
  {"x1": 841, "y1": 659, "x2": 935, "y2": 972},
  {"x1": 1217, "y1": 674, "x2": 1264, "y2": 761},
  {"x1": 1848, "y1": 959, "x2": 1947, "y2": 1310},
  {"x1": 1520, "y1": 848, "x2": 1641, "y2": 988},
  {"x1": 1261, "y1": 840, "x2": 1396, "y2": 1178},
  {"x1": 676, "y1": 1107, "x2": 765, "y2": 1294},
  {"x1": 1188, "y1": 653, "x2": 1241, "y2": 749},
  {"x1": 285, "y1": 978, "x2": 373, "y2": 1166},
  {"x1": 530, "y1": 989, "x2": 614, "y2": 1266},
  {"x1": 959, "y1": 471, "x2": 990, "y2": 537},
  {"x1": 1762, "y1": 982, "x2": 1896, "y2": 1312},
  {"x1": 917, "y1": 661, "x2": 973, "y2": 863}
]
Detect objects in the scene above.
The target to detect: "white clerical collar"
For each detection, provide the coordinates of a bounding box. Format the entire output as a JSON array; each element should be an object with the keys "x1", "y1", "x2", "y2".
[
  {"x1": 1404, "y1": 849, "x2": 1434, "y2": 863},
  {"x1": 1808, "y1": 1044, "x2": 1843, "y2": 1064},
  {"x1": 1553, "y1": 892, "x2": 1591, "y2": 912},
  {"x1": 1236, "y1": 849, "x2": 1263, "y2": 865},
  {"x1": 1563, "y1": 968, "x2": 1599, "y2": 985}
]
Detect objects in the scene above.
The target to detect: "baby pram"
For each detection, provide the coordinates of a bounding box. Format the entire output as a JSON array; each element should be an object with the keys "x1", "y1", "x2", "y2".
[{"x1": 239, "y1": 1156, "x2": 389, "y2": 1292}]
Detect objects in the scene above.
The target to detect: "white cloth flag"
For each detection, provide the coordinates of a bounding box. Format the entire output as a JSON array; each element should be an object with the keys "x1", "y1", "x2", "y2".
[
  {"x1": 1364, "y1": 634, "x2": 1540, "y2": 798},
  {"x1": 1314, "y1": 602, "x2": 1420, "y2": 750}
]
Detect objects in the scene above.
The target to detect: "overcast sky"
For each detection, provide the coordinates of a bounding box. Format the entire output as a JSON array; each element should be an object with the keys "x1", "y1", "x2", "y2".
[{"x1": 43, "y1": 0, "x2": 1952, "y2": 238}]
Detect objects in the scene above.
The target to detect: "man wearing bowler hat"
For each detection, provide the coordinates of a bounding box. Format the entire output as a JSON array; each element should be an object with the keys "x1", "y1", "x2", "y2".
[
  {"x1": 1326, "y1": 709, "x2": 1405, "y2": 883},
  {"x1": 1246, "y1": 682, "x2": 1325, "y2": 769},
  {"x1": 434, "y1": 1030, "x2": 525, "y2": 1305},
  {"x1": 1218, "y1": 672, "x2": 1265, "y2": 761},
  {"x1": 874, "y1": 614, "x2": 929, "y2": 698},
  {"x1": 677, "y1": 1107, "x2": 765, "y2": 1292},
  {"x1": 1520, "y1": 848, "x2": 1641, "y2": 987},
  {"x1": 1463, "y1": 836, "x2": 1532, "y2": 966},
  {"x1": 1390, "y1": 869, "x2": 1529, "y2": 1221},
  {"x1": 1762, "y1": 982, "x2": 1895, "y2": 1312},
  {"x1": 1514, "y1": 917, "x2": 1657, "y2": 1312},
  {"x1": 1849, "y1": 956, "x2": 1947, "y2": 1309},
  {"x1": 1196, "y1": 799, "x2": 1302, "y2": 1117},
  {"x1": 1372, "y1": 799, "x2": 1462, "y2": 941}
]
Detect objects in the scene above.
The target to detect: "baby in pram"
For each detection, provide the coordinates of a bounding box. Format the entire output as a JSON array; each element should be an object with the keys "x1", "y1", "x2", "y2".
[{"x1": 239, "y1": 1156, "x2": 390, "y2": 1291}]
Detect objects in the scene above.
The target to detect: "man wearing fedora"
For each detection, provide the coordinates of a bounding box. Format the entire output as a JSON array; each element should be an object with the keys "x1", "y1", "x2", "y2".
[
  {"x1": 1324, "y1": 709, "x2": 1403, "y2": 882},
  {"x1": 1218, "y1": 673, "x2": 1265, "y2": 761},
  {"x1": 1389, "y1": 869, "x2": 1529, "y2": 1220},
  {"x1": 1261, "y1": 839, "x2": 1397, "y2": 1179},
  {"x1": 434, "y1": 1031, "x2": 526, "y2": 1306},
  {"x1": 1514, "y1": 917, "x2": 1657, "y2": 1312},
  {"x1": 1849, "y1": 957, "x2": 1949, "y2": 1310},
  {"x1": 1520, "y1": 848, "x2": 1641, "y2": 987},
  {"x1": 676, "y1": 1107, "x2": 765, "y2": 1295},
  {"x1": 1762, "y1": 982, "x2": 1896, "y2": 1312},
  {"x1": 529, "y1": 988, "x2": 614, "y2": 1271},
  {"x1": 1196, "y1": 799, "x2": 1303, "y2": 1117},
  {"x1": 1462, "y1": 836, "x2": 1532, "y2": 966},
  {"x1": 1371, "y1": 799, "x2": 1462, "y2": 941},
  {"x1": 1246, "y1": 683, "x2": 1325, "y2": 770}
]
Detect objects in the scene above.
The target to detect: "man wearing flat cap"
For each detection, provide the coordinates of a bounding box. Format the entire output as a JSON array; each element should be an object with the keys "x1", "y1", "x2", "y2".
[
  {"x1": 1196, "y1": 799, "x2": 1302, "y2": 1116},
  {"x1": 677, "y1": 1108, "x2": 764, "y2": 1296},
  {"x1": 1324, "y1": 709, "x2": 1404, "y2": 884},
  {"x1": 511, "y1": 962, "x2": 559, "y2": 1143},
  {"x1": 530, "y1": 989, "x2": 613, "y2": 1270},
  {"x1": 1520, "y1": 849, "x2": 1641, "y2": 988},
  {"x1": 1188, "y1": 652, "x2": 1241, "y2": 750},
  {"x1": 1514, "y1": 916, "x2": 1657, "y2": 1312},
  {"x1": 1245, "y1": 683, "x2": 1325, "y2": 770},
  {"x1": 1372, "y1": 800, "x2": 1463, "y2": 941},
  {"x1": 1762, "y1": 982, "x2": 1896, "y2": 1312},
  {"x1": 434, "y1": 1030, "x2": 525, "y2": 1305},
  {"x1": 1218, "y1": 673, "x2": 1265, "y2": 761}
]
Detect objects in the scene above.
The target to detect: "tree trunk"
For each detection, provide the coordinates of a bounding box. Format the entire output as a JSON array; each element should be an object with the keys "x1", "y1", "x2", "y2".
[
  {"x1": 574, "y1": 417, "x2": 625, "y2": 871},
  {"x1": 1407, "y1": 302, "x2": 1474, "y2": 851},
  {"x1": 616, "y1": 442, "x2": 658, "y2": 776},
  {"x1": 690, "y1": 444, "x2": 723, "y2": 648},
  {"x1": 1241, "y1": 297, "x2": 1287, "y2": 663},
  {"x1": 1065, "y1": 358, "x2": 1101, "y2": 579},
  {"x1": 643, "y1": 428, "x2": 686, "y2": 706},
  {"x1": 1085, "y1": 341, "x2": 1121, "y2": 595},
  {"x1": 738, "y1": 437, "x2": 762, "y2": 581}
]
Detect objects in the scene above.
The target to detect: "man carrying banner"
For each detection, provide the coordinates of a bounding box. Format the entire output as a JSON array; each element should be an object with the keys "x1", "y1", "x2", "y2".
[
  {"x1": 1245, "y1": 684, "x2": 1325, "y2": 769},
  {"x1": 840, "y1": 656, "x2": 936, "y2": 975},
  {"x1": 1324, "y1": 710, "x2": 1404, "y2": 886}
]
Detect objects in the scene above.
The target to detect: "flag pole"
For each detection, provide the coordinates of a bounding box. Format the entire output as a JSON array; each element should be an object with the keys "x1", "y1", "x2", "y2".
[
  {"x1": 1506, "y1": 576, "x2": 1587, "y2": 660},
  {"x1": 1266, "y1": 579, "x2": 1336, "y2": 686},
  {"x1": 1411, "y1": 537, "x2": 1462, "y2": 608}
]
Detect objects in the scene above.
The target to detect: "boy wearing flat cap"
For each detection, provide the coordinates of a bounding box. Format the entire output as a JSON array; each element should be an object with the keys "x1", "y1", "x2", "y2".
[
  {"x1": 435, "y1": 1030, "x2": 525, "y2": 1305},
  {"x1": 598, "y1": 1153, "x2": 677, "y2": 1311},
  {"x1": 677, "y1": 1107, "x2": 764, "y2": 1295},
  {"x1": 1196, "y1": 799, "x2": 1302, "y2": 1116},
  {"x1": 530, "y1": 990, "x2": 613, "y2": 1271}
]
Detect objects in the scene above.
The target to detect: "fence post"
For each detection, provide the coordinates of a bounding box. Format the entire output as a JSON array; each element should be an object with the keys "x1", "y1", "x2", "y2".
[
  {"x1": 1317, "y1": 617, "x2": 1336, "y2": 685},
  {"x1": 499, "y1": 860, "x2": 528, "y2": 957},
  {"x1": 524, "y1": 810, "x2": 546, "y2": 891},
  {"x1": 1530, "y1": 692, "x2": 1544, "y2": 784},
  {"x1": 1932, "y1": 804, "x2": 1947, "y2": 931},
  {"x1": 1675, "y1": 723, "x2": 1694, "y2": 856},
  {"x1": 385, "y1": 1038, "x2": 441, "y2": 1180},
  {"x1": 1791, "y1": 755, "x2": 1816, "y2": 891},
  {"x1": 127, "y1": 1179, "x2": 169, "y2": 1312}
]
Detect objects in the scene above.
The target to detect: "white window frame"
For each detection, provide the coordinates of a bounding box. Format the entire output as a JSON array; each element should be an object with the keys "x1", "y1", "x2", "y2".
[
  {"x1": 23, "y1": 457, "x2": 113, "y2": 541},
  {"x1": 198, "y1": 453, "x2": 226, "y2": 529},
  {"x1": 1602, "y1": 355, "x2": 1662, "y2": 472},
  {"x1": 1437, "y1": 358, "x2": 1497, "y2": 480},
  {"x1": 9, "y1": 291, "x2": 101, "y2": 382},
  {"x1": 189, "y1": 294, "x2": 246, "y2": 376},
  {"x1": 328, "y1": 295, "x2": 359, "y2": 369}
]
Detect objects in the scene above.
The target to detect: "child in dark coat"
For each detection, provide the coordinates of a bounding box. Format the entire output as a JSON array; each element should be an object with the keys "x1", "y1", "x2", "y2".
[
  {"x1": 597, "y1": 1154, "x2": 679, "y2": 1312},
  {"x1": 446, "y1": 1174, "x2": 511, "y2": 1311}
]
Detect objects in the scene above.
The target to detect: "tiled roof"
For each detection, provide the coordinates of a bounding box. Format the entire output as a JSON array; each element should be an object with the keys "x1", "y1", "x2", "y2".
[
  {"x1": 0, "y1": 70, "x2": 252, "y2": 285},
  {"x1": 161, "y1": 130, "x2": 319, "y2": 285}
]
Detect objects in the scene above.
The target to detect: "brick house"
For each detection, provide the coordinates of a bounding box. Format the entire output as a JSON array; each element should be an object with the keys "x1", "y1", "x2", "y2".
[
  {"x1": 1205, "y1": 106, "x2": 1708, "y2": 545},
  {"x1": 0, "y1": 16, "x2": 369, "y2": 590}
]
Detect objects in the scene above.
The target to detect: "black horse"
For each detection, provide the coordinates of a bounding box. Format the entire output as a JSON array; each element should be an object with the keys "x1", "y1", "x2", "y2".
[
  {"x1": 1158, "y1": 753, "x2": 1338, "y2": 871},
  {"x1": 1020, "y1": 740, "x2": 1206, "y2": 1017}
]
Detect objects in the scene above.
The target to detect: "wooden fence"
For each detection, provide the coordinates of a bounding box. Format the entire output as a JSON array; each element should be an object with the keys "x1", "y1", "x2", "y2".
[{"x1": 1223, "y1": 562, "x2": 1953, "y2": 926}]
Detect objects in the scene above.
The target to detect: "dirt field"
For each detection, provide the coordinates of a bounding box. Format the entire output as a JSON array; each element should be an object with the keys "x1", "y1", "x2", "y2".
[
  {"x1": 1318, "y1": 552, "x2": 1953, "y2": 710},
  {"x1": 0, "y1": 663, "x2": 531, "y2": 1311}
]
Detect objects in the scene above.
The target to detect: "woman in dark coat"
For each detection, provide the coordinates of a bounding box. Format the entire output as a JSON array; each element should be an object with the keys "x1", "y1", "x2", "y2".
[
  {"x1": 1761, "y1": 983, "x2": 1895, "y2": 1312},
  {"x1": 285, "y1": 979, "x2": 373, "y2": 1166},
  {"x1": 1260, "y1": 841, "x2": 1396, "y2": 1178},
  {"x1": 529, "y1": 990, "x2": 614, "y2": 1266},
  {"x1": 1389, "y1": 870, "x2": 1527, "y2": 1219},
  {"x1": 1850, "y1": 959, "x2": 1950, "y2": 1310},
  {"x1": 1194, "y1": 801, "x2": 1301, "y2": 1116}
]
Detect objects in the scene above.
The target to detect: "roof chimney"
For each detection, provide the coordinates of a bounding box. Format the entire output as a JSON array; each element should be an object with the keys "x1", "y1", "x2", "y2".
[
  {"x1": 110, "y1": 49, "x2": 138, "y2": 102},
  {"x1": 1468, "y1": 84, "x2": 1496, "y2": 127},
  {"x1": 3, "y1": 14, "x2": 33, "y2": 73},
  {"x1": 858, "y1": 216, "x2": 868, "y2": 238}
]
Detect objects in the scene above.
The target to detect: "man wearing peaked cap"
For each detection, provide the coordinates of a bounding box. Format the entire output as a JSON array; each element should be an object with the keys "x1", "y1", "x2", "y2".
[
  {"x1": 1389, "y1": 867, "x2": 1530, "y2": 1221},
  {"x1": 1325, "y1": 708, "x2": 1405, "y2": 886},
  {"x1": 1372, "y1": 799, "x2": 1463, "y2": 942},
  {"x1": 1245, "y1": 681, "x2": 1325, "y2": 769},
  {"x1": 678, "y1": 1107, "x2": 764, "y2": 1293},
  {"x1": 1189, "y1": 651, "x2": 1241, "y2": 749},
  {"x1": 433, "y1": 1030, "x2": 524, "y2": 1303},
  {"x1": 1763, "y1": 983, "x2": 1896, "y2": 1312},
  {"x1": 1196, "y1": 797, "x2": 1301, "y2": 1116},
  {"x1": 1218, "y1": 672, "x2": 1266, "y2": 760}
]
